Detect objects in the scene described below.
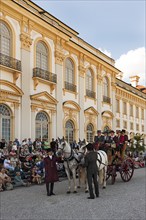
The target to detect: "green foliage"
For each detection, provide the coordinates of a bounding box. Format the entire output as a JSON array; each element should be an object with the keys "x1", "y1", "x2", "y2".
[{"x1": 129, "y1": 134, "x2": 145, "y2": 153}]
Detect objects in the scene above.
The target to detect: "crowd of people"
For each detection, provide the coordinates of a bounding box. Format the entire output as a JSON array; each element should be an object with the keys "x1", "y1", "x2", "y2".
[{"x1": 0, "y1": 138, "x2": 59, "y2": 192}]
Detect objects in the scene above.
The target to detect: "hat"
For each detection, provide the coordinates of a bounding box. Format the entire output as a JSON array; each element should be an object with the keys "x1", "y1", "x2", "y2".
[
  {"x1": 110, "y1": 130, "x2": 115, "y2": 133},
  {"x1": 122, "y1": 129, "x2": 126, "y2": 133},
  {"x1": 46, "y1": 148, "x2": 52, "y2": 153},
  {"x1": 97, "y1": 130, "x2": 101, "y2": 133},
  {"x1": 102, "y1": 131, "x2": 109, "y2": 134},
  {"x1": 86, "y1": 143, "x2": 94, "y2": 151}
]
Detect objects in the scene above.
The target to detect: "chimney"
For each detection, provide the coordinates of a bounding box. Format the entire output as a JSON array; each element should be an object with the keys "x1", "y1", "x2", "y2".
[
  {"x1": 117, "y1": 72, "x2": 123, "y2": 80},
  {"x1": 129, "y1": 75, "x2": 140, "y2": 87}
]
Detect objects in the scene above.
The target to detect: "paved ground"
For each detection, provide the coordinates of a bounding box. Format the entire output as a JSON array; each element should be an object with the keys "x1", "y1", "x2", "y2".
[{"x1": 0, "y1": 168, "x2": 145, "y2": 220}]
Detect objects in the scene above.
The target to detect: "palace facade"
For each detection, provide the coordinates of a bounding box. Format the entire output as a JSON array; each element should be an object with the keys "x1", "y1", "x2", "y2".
[{"x1": 0, "y1": 0, "x2": 146, "y2": 143}]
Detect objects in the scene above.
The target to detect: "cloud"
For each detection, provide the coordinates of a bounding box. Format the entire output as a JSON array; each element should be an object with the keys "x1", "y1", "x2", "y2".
[
  {"x1": 98, "y1": 48, "x2": 112, "y2": 58},
  {"x1": 115, "y1": 47, "x2": 146, "y2": 86}
]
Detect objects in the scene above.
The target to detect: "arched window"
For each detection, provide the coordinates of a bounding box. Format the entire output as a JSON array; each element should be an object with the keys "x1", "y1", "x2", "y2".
[
  {"x1": 65, "y1": 120, "x2": 74, "y2": 144},
  {"x1": 86, "y1": 124, "x2": 94, "y2": 143},
  {"x1": 36, "y1": 42, "x2": 48, "y2": 70},
  {"x1": 103, "y1": 76, "x2": 109, "y2": 97},
  {"x1": 65, "y1": 58, "x2": 75, "y2": 92},
  {"x1": 86, "y1": 69, "x2": 93, "y2": 91},
  {"x1": 65, "y1": 58, "x2": 74, "y2": 83},
  {"x1": 0, "y1": 104, "x2": 11, "y2": 142},
  {"x1": 0, "y1": 22, "x2": 11, "y2": 56},
  {"x1": 35, "y1": 112, "x2": 49, "y2": 140}
]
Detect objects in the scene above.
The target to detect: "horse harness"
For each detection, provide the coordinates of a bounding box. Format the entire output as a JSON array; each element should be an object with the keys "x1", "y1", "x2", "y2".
[{"x1": 97, "y1": 151, "x2": 107, "y2": 168}]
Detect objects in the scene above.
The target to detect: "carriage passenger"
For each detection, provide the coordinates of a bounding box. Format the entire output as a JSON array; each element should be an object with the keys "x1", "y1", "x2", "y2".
[
  {"x1": 108, "y1": 130, "x2": 116, "y2": 164},
  {"x1": 121, "y1": 129, "x2": 128, "y2": 159},
  {"x1": 99, "y1": 131, "x2": 111, "y2": 153},
  {"x1": 94, "y1": 130, "x2": 104, "y2": 151},
  {"x1": 114, "y1": 130, "x2": 125, "y2": 159}
]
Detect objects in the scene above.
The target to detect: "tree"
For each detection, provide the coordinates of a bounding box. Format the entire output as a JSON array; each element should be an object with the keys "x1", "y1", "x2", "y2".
[{"x1": 129, "y1": 134, "x2": 145, "y2": 154}]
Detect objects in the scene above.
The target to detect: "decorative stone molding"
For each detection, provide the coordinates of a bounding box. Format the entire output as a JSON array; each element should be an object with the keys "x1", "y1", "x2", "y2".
[
  {"x1": 54, "y1": 36, "x2": 65, "y2": 65},
  {"x1": 54, "y1": 50, "x2": 65, "y2": 65},
  {"x1": 33, "y1": 78, "x2": 39, "y2": 90},
  {"x1": 31, "y1": 105, "x2": 38, "y2": 112},
  {"x1": 78, "y1": 65, "x2": 86, "y2": 78},
  {"x1": 111, "y1": 81, "x2": 116, "y2": 91},
  {"x1": 78, "y1": 53, "x2": 86, "y2": 77},
  {"x1": 13, "y1": 72, "x2": 20, "y2": 84},
  {"x1": 14, "y1": 102, "x2": 20, "y2": 109},
  {"x1": 20, "y1": 33, "x2": 33, "y2": 51}
]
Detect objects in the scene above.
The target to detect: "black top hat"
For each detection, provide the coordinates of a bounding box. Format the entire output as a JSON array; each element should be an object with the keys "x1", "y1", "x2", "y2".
[
  {"x1": 86, "y1": 143, "x2": 94, "y2": 151},
  {"x1": 97, "y1": 130, "x2": 101, "y2": 133},
  {"x1": 46, "y1": 148, "x2": 52, "y2": 152},
  {"x1": 102, "y1": 131, "x2": 109, "y2": 134},
  {"x1": 110, "y1": 130, "x2": 115, "y2": 133}
]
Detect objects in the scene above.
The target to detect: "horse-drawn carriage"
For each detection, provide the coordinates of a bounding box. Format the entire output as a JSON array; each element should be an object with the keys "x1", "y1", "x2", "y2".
[{"x1": 56, "y1": 137, "x2": 134, "y2": 193}]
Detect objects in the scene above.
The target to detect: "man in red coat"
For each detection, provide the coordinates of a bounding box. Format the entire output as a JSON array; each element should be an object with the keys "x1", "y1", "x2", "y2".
[{"x1": 44, "y1": 148, "x2": 59, "y2": 196}]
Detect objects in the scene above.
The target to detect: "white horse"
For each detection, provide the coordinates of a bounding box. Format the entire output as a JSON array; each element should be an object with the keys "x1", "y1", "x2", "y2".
[
  {"x1": 78, "y1": 142, "x2": 108, "y2": 189},
  {"x1": 56, "y1": 137, "x2": 79, "y2": 193}
]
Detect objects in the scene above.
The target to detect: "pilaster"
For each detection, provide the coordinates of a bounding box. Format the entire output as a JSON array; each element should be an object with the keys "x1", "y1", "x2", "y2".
[{"x1": 78, "y1": 53, "x2": 85, "y2": 139}]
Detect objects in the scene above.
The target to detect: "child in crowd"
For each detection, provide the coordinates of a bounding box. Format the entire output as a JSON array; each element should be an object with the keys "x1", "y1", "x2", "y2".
[{"x1": 31, "y1": 166, "x2": 42, "y2": 184}]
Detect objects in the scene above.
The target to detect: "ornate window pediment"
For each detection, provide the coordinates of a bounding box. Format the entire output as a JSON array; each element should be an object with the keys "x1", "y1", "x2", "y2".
[
  {"x1": 30, "y1": 92, "x2": 58, "y2": 105},
  {"x1": 84, "y1": 107, "x2": 98, "y2": 115},
  {"x1": 63, "y1": 101, "x2": 80, "y2": 112},
  {"x1": 0, "y1": 80, "x2": 23, "y2": 97}
]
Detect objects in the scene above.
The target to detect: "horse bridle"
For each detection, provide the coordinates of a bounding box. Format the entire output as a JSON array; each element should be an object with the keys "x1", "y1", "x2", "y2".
[{"x1": 58, "y1": 141, "x2": 74, "y2": 161}]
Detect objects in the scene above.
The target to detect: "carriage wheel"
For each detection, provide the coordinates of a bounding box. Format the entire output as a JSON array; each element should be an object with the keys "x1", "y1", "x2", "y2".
[
  {"x1": 106, "y1": 165, "x2": 116, "y2": 184},
  {"x1": 106, "y1": 165, "x2": 112, "y2": 181},
  {"x1": 120, "y1": 158, "x2": 134, "y2": 182}
]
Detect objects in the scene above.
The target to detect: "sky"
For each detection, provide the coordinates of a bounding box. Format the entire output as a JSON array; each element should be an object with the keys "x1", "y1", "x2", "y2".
[{"x1": 32, "y1": 0, "x2": 146, "y2": 85}]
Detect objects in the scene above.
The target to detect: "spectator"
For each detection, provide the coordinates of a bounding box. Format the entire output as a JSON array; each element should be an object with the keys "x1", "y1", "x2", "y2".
[
  {"x1": 28, "y1": 138, "x2": 33, "y2": 154},
  {"x1": 3, "y1": 156, "x2": 14, "y2": 171},
  {"x1": 31, "y1": 166, "x2": 42, "y2": 184},
  {"x1": 0, "y1": 139, "x2": 7, "y2": 150},
  {"x1": 13, "y1": 171, "x2": 30, "y2": 187},
  {"x1": 50, "y1": 138, "x2": 57, "y2": 154},
  {"x1": 0, "y1": 168, "x2": 13, "y2": 190}
]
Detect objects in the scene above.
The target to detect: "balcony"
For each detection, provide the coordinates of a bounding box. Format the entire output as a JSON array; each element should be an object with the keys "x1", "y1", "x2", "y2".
[
  {"x1": 0, "y1": 53, "x2": 21, "y2": 71},
  {"x1": 33, "y1": 67, "x2": 57, "y2": 92},
  {"x1": 103, "y1": 95, "x2": 111, "y2": 104},
  {"x1": 65, "y1": 81, "x2": 76, "y2": 93},
  {"x1": 0, "y1": 53, "x2": 21, "y2": 83},
  {"x1": 33, "y1": 67, "x2": 57, "y2": 83},
  {"x1": 86, "y1": 89, "x2": 96, "y2": 99}
]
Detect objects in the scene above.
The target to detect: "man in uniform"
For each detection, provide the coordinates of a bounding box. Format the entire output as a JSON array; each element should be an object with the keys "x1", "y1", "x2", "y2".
[
  {"x1": 84, "y1": 143, "x2": 99, "y2": 199},
  {"x1": 44, "y1": 148, "x2": 59, "y2": 196}
]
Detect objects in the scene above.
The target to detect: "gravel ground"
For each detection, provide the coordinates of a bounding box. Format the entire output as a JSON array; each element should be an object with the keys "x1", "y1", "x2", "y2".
[{"x1": 0, "y1": 168, "x2": 145, "y2": 220}]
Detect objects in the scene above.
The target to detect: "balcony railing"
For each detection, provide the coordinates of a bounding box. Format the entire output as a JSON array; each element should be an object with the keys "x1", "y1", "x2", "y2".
[
  {"x1": 0, "y1": 53, "x2": 21, "y2": 71},
  {"x1": 65, "y1": 81, "x2": 76, "y2": 92},
  {"x1": 33, "y1": 67, "x2": 57, "y2": 83},
  {"x1": 103, "y1": 95, "x2": 111, "y2": 104},
  {"x1": 86, "y1": 89, "x2": 96, "y2": 99}
]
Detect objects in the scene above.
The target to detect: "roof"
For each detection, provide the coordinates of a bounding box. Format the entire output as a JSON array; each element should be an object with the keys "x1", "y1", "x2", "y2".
[{"x1": 136, "y1": 85, "x2": 146, "y2": 94}]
